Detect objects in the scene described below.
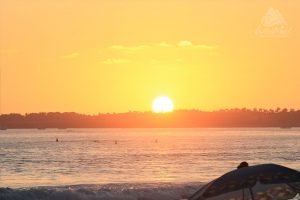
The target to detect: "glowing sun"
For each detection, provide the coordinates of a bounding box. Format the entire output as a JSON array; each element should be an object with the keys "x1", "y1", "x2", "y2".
[{"x1": 152, "y1": 96, "x2": 174, "y2": 113}]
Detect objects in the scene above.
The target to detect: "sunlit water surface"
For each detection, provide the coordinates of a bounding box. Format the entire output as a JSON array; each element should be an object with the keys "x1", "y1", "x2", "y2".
[{"x1": 0, "y1": 128, "x2": 299, "y2": 199}]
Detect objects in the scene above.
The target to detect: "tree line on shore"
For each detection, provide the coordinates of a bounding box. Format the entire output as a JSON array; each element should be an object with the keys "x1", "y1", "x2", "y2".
[{"x1": 1, "y1": 108, "x2": 300, "y2": 129}]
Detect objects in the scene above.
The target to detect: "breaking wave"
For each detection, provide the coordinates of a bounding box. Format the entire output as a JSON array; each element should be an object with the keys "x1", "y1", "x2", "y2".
[{"x1": 0, "y1": 183, "x2": 201, "y2": 200}]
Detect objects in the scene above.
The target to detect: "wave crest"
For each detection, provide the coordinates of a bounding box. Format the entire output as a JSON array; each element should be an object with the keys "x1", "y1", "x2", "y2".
[{"x1": 0, "y1": 183, "x2": 200, "y2": 200}]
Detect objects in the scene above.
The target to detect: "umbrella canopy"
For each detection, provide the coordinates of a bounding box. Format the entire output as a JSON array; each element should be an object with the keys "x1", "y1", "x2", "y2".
[{"x1": 189, "y1": 164, "x2": 300, "y2": 200}]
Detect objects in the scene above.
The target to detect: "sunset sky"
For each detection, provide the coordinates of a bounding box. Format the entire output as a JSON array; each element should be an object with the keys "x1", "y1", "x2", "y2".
[{"x1": 0, "y1": 0, "x2": 299, "y2": 114}]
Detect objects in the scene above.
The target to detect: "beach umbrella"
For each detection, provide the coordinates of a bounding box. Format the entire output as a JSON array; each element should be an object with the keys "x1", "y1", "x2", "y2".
[{"x1": 189, "y1": 164, "x2": 300, "y2": 200}]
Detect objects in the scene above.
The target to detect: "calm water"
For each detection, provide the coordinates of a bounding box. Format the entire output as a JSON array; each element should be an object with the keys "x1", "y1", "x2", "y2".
[{"x1": 0, "y1": 128, "x2": 299, "y2": 199}]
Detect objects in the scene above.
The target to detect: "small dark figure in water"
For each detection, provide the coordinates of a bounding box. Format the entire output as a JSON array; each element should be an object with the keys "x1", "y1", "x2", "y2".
[
  {"x1": 237, "y1": 161, "x2": 249, "y2": 169},
  {"x1": 56, "y1": 138, "x2": 59, "y2": 142},
  {"x1": 155, "y1": 139, "x2": 158, "y2": 143},
  {"x1": 115, "y1": 140, "x2": 118, "y2": 144}
]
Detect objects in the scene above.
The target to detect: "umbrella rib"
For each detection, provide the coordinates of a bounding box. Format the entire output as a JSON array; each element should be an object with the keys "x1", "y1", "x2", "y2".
[{"x1": 249, "y1": 188, "x2": 255, "y2": 200}]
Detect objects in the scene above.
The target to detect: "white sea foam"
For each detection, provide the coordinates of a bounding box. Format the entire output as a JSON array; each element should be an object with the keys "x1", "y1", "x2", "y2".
[{"x1": 0, "y1": 183, "x2": 200, "y2": 200}]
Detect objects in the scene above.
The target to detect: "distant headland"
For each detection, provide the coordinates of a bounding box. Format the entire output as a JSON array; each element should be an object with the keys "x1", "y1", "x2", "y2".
[{"x1": 1, "y1": 108, "x2": 300, "y2": 129}]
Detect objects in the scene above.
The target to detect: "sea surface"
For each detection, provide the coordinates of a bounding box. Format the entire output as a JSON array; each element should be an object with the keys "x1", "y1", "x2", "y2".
[{"x1": 0, "y1": 128, "x2": 299, "y2": 199}]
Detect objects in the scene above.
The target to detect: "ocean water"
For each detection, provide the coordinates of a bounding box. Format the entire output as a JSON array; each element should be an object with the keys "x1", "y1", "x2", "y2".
[{"x1": 0, "y1": 128, "x2": 299, "y2": 199}]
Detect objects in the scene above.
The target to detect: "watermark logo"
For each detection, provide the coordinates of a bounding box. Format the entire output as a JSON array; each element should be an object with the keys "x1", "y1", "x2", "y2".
[{"x1": 255, "y1": 7, "x2": 291, "y2": 38}]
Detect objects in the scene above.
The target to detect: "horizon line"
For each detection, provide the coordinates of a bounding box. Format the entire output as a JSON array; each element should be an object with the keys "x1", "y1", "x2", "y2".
[{"x1": 1, "y1": 107, "x2": 300, "y2": 116}]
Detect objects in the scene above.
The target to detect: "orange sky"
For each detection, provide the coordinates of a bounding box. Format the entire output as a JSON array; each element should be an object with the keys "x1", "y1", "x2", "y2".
[{"x1": 0, "y1": 0, "x2": 299, "y2": 114}]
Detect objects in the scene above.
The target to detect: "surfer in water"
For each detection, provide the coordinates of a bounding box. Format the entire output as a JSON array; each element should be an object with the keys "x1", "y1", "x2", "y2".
[{"x1": 56, "y1": 138, "x2": 59, "y2": 142}]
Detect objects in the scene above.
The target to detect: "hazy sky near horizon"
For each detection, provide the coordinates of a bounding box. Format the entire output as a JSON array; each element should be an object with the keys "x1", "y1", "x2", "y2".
[{"x1": 0, "y1": 0, "x2": 299, "y2": 114}]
